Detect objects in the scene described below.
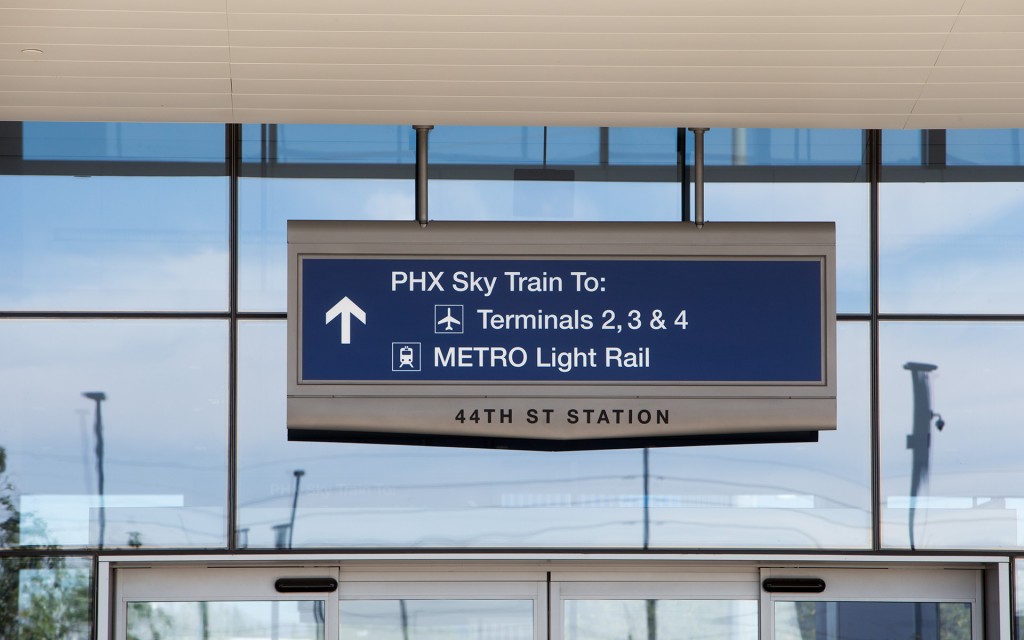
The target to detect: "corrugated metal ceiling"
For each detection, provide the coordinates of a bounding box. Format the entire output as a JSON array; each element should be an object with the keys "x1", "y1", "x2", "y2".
[{"x1": 1, "y1": 0, "x2": 1022, "y2": 128}]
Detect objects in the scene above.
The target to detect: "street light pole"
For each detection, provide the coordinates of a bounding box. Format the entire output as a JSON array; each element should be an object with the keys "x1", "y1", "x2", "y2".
[{"x1": 82, "y1": 391, "x2": 106, "y2": 548}]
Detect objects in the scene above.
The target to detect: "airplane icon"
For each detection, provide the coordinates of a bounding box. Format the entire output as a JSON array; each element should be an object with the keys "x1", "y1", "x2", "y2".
[
  {"x1": 434, "y1": 305, "x2": 464, "y2": 334},
  {"x1": 437, "y1": 308, "x2": 461, "y2": 331}
]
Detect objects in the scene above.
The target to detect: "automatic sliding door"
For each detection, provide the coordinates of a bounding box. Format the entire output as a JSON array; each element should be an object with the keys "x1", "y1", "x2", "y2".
[
  {"x1": 761, "y1": 568, "x2": 982, "y2": 640},
  {"x1": 116, "y1": 567, "x2": 339, "y2": 640},
  {"x1": 553, "y1": 570, "x2": 760, "y2": 640},
  {"x1": 338, "y1": 579, "x2": 547, "y2": 640}
]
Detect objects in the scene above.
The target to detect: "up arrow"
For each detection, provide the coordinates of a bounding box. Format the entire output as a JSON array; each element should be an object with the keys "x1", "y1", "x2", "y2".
[{"x1": 325, "y1": 296, "x2": 367, "y2": 345}]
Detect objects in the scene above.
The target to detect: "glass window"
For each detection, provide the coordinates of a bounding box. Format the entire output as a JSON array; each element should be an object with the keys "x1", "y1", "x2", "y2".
[
  {"x1": 608, "y1": 128, "x2": 677, "y2": 165},
  {"x1": 883, "y1": 130, "x2": 924, "y2": 165},
  {"x1": 0, "y1": 174, "x2": 229, "y2": 312},
  {"x1": 706, "y1": 182, "x2": 870, "y2": 314},
  {"x1": 694, "y1": 129, "x2": 863, "y2": 166},
  {"x1": 947, "y1": 129, "x2": 1024, "y2": 166},
  {"x1": 237, "y1": 321, "x2": 646, "y2": 548},
  {"x1": 273, "y1": 124, "x2": 414, "y2": 164},
  {"x1": 341, "y1": 600, "x2": 533, "y2": 640},
  {"x1": 880, "y1": 182, "x2": 1024, "y2": 314},
  {"x1": 238, "y1": 177, "x2": 414, "y2": 311},
  {"x1": 431, "y1": 179, "x2": 681, "y2": 222},
  {"x1": 649, "y1": 322, "x2": 871, "y2": 549},
  {"x1": 128, "y1": 601, "x2": 324, "y2": 639},
  {"x1": 1017, "y1": 560, "x2": 1024, "y2": 638},
  {"x1": 565, "y1": 599, "x2": 757, "y2": 640},
  {"x1": 432, "y1": 126, "x2": 544, "y2": 164},
  {"x1": 880, "y1": 322, "x2": 1024, "y2": 549},
  {"x1": 0, "y1": 320, "x2": 228, "y2": 549},
  {"x1": 545, "y1": 127, "x2": 601, "y2": 165},
  {"x1": 0, "y1": 556, "x2": 91, "y2": 638},
  {"x1": 22, "y1": 122, "x2": 224, "y2": 163},
  {"x1": 774, "y1": 601, "x2": 971, "y2": 640}
]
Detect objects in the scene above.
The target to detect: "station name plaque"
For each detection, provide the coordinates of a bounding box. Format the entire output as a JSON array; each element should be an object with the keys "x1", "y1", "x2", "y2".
[{"x1": 287, "y1": 221, "x2": 836, "y2": 450}]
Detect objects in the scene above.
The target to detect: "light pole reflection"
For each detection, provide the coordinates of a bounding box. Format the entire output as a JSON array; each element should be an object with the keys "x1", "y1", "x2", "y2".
[
  {"x1": 904, "y1": 362, "x2": 945, "y2": 550},
  {"x1": 82, "y1": 391, "x2": 106, "y2": 548},
  {"x1": 288, "y1": 469, "x2": 305, "y2": 549}
]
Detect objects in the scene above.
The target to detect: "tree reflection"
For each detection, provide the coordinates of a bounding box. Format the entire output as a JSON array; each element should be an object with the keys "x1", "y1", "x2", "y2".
[{"x1": 0, "y1": 446, "x2": 92, "y2": 639}]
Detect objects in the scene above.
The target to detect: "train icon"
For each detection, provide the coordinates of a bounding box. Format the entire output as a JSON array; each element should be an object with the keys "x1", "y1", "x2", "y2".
[
  {"x1": 398, "y1": 346, "x2": 415, "y2": 367},
  {"x1": 391, "y1": 342, "x2": 421, "y2": 372}
]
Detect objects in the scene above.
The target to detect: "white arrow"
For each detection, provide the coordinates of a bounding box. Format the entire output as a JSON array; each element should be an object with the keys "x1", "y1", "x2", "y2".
[{"x1": 324, "y1": 296, "x2": 366, "y2": 345}]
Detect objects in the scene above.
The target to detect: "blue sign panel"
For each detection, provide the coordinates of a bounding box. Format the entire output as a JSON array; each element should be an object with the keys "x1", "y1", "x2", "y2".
[{"x1": 300, "y1": 258, "x2": 823, "y2": 383}]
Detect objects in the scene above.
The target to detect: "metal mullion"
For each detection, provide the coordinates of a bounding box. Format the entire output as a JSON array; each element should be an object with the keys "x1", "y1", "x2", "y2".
[
  {"x1": 877, "y1": 313, "x2": 1024, "y2": 322},
  {"x1": 0, "y1": 311, "x2": 230, "y2": 320},
  {"x1": 869, "y1": 129, "x2": 882, "y2": 552},
  {"x1": 679, "y1": 128, "x2": 689, "y2": 222},
  {"x1": 227, "y1": 123, "x2": 241, "y2": 551}
]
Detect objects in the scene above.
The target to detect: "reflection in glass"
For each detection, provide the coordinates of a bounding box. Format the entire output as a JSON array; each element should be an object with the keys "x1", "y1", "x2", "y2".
[
  {"x1": 1016, "y1": 561, "x2": 1024, "y2": 637},
  {"x1": 880, "y1": 182, "x2": 1024, "y2": 314},
  {"x1": 340, "y1": 600, "x2": 532, "y2": 640},
  {"x1": 947, "y1": 129, "x2": 1024, "y2": 166},
  {"x1": 706, "y1": 183, "x2": 869, "y2": 313},
  {"x1": 0, "y1": 174, "x2": 229, "y2": 311},
  {"x1": 545, "y1": 127, "x2": 601, "y2": 164},
  {"x1": 649, "y1": 323, "x2": 871, "y2": 549},
  {"x1": 238, "y1": 177, "x2": 413, "y2": 311},
  {"x1": 692, "y1": 129, "x2": 863, "y2": 166},
  {"x1": 0, "y1": 320, "x2": 228, "y2": 549},
  {"x1": 882, "y1": 130, "x2": 925, "y2": 165},
  {"x1": 565, "y1": 599, "x2": 756, "y2": 640},
  {"x1": 127, "y1": 600, "x2": 324, "y2": 640},
  {"x1": 0, "y1": 556, "x2": 91, "y2": 639},
  {"x1": 881, "y1": 322, "x2": 1024, "y2": 549},
  {"x1": 22, "y1": 122, "x2": 224, "y2": 162},
  {"x1": 274, "y1": 124, "x2": 414, "y2": 164},
  {"x1": 431, "y1": 126, "x2": 544, "y2": 164},
  {"x1": 774, "y1": 601, "x2": 970, "y2": 640},
  {"x1": 608, "y1": 128, "x2": 677, "y2": 165},
  {"x1": 432, "y1": 180, "x2": 680, "y2": 222},
  {"x1": 237, "y1": 321, "x2": 645, "y2": 548}
]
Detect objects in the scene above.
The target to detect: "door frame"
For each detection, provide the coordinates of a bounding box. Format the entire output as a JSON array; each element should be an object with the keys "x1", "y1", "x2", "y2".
[
  {"x1": 98, "y1": 554, "x2": 1011, "y2": 640},
  {"x1": 759, "y1": 566, "x2": 985, "y2": 640}
]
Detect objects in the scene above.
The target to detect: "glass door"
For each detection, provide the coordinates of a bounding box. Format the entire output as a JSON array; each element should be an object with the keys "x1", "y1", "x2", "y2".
[
  {"x1": 116, "y1": 566, "x2": 339, "y2": 640},
  {"x1": 761, "y1": 567, "x2": 983, "y2": 640},
  {"x1": 338, "y1": 580, "x2": 546, "y2": 640},
  {"x1": 112, "y1": 563, "x2": 989, "y2": 640},
  {"x1": 114, "y1": 565, "x2": 547, "y2": 640},
  {"x1": 552, "y1": 567, "x2": 761, "y2": 640}
]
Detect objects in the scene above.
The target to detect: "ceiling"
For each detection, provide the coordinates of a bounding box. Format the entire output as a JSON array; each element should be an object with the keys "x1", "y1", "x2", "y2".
[{"x1": 2, "y1": 0, "x2": 1023, "y2": 129}]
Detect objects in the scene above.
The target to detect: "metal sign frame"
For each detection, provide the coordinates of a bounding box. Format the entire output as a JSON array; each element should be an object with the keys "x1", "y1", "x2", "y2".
[{"x1": 287, "y1": 220, "x2": 836, "y2": 450}]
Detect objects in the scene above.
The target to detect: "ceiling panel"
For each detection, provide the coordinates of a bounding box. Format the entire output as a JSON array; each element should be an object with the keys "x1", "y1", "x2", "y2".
[
  {"x1": 229, "y1": 63, "x2": 933, "y2": 84},
  {"x1": 230, "y1": 78, "x2": 924, "y2": 100},
  {"x1": 0, "y1": 60, "x2": 230, "y2": 78},
  {"x1": 227, "y1": 14, "x2": 959, "y2": 34},
  {"x1": 226, "y1": 31, "x2": 950, "y2": 52},
  {"x1": 919, "y1": 83, "x2": 1024, "y2": 99},
  {"x1": 1, "y1": 0, "x2": 1023, "y2": 128},
  {"x1": 225, "y1": 0, "x2": 967, "y2": 18},
  {"x1": 0, "y1": 76, "x2": 230, "y2": 93},
  {"x1": 227, "y1": 47, "x2": 942, "y2": 68},
  {"x1": 0, "y1": 8, "x2": 226, "y2": 29},
  {"x1": 0, "y1": 26, "x2": 227, "y2": 47},
  {"x1": 0, "y1": 43, "x2": 229, "y2": 63}
]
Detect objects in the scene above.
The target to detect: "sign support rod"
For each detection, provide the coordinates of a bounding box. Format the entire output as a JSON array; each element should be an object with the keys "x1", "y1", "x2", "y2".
[
  {"x1": 689, "y1": 128, "x2": 709, "y2": 229},
  {"x1": 414, "y1": 125, "x2": 434, "y2": 227}
]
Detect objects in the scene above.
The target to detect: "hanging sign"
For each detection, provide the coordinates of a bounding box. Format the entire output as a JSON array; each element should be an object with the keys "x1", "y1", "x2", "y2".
[{"x1": 287, "y1": 221, "x2": 836, "y2": 450}]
